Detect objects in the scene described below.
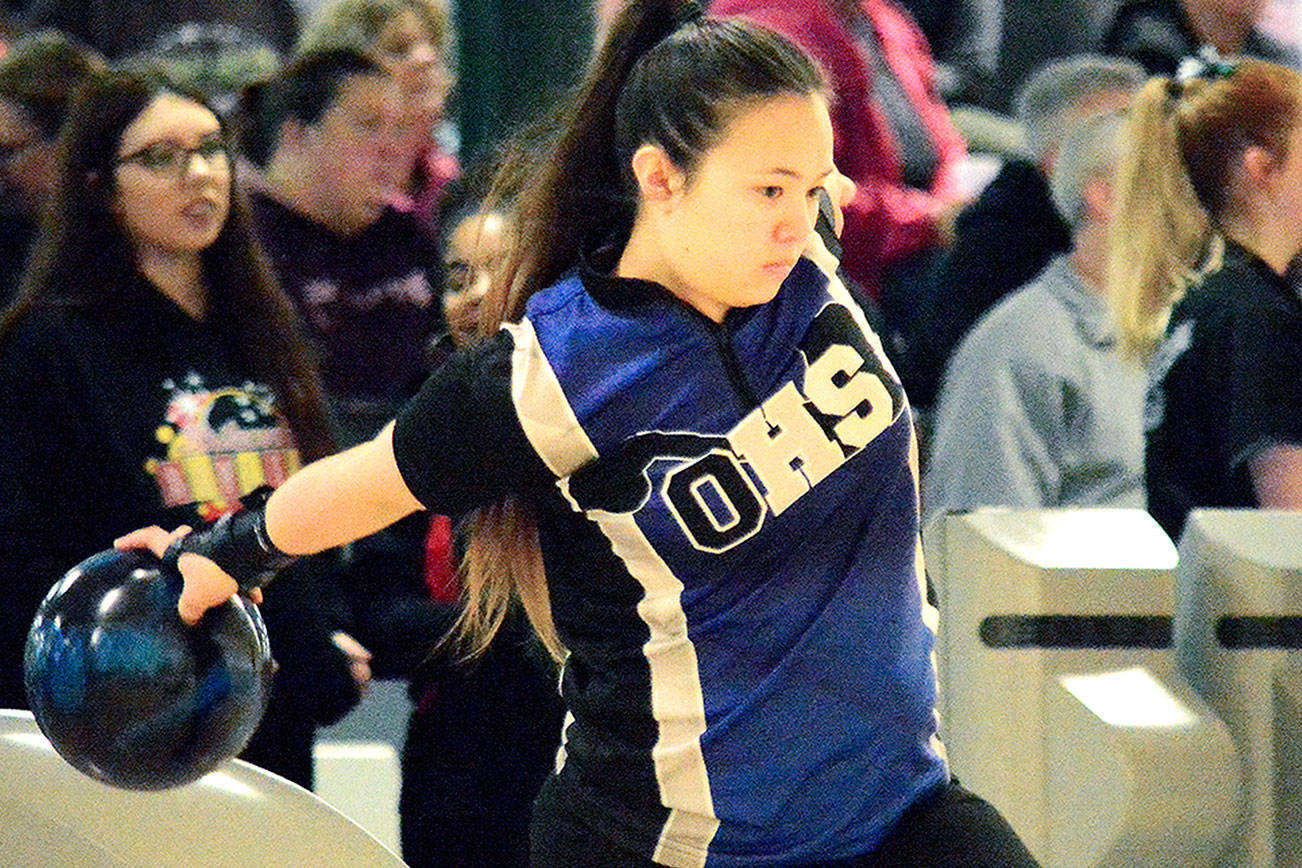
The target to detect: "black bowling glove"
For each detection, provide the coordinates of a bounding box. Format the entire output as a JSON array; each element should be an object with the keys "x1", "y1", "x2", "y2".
[{"x1": 167, "y1": 487, "x2": 296, "y2": 593}]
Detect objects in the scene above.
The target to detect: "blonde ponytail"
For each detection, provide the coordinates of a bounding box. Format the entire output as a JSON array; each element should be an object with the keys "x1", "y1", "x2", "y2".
[
  {"x1": 1108, "y1": 60, "x2": 1302, "y2": 361},
  {"x1": 1106, "y1": 78, "x2": 1218, "y2": 362}
]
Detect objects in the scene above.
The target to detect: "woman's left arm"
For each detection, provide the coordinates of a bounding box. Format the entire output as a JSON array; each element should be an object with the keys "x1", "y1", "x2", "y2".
[{"x1": 1250, "y1": 444, "x2": 1302, "y2": 509}]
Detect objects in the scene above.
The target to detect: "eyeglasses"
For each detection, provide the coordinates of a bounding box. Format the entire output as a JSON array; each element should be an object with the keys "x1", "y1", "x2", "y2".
[{"x1": 115, "y1": 135, "x2": 230, "y2": 178}]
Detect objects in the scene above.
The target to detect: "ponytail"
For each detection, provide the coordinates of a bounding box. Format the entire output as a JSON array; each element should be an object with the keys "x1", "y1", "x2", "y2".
[
  {"x1": 1106, "y1": 77, "x2": 1216, "y2": 362},
  {"x1": 480, "y1": 0, "x2": 707, "y2": 333},
  {"x1": 1107, "y1": 59, "x2": 1302, "y2": 362},
  {"x1": 453, "y1": 0, "x2": 825, "y2": 661}
]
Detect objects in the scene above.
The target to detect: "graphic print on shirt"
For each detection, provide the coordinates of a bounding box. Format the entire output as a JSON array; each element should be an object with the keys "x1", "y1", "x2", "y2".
[
  {"x1": 565, "y1": 302, "x2": 905, "y2": 553},
  {"x1": 299, "y1": 269, "x2": 433, "y2": 331},
  {"x1": 143, "y1": 372, "x2": 301, "y2": 521},
  {"x1": 1143, "y1": 319, "x2": 1193, "y2": 434}
]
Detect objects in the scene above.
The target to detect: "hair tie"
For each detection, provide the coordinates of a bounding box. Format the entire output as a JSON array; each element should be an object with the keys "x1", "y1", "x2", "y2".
[{"x1": 1175, "y1": 45, "x2": 1237, "y2": 88}]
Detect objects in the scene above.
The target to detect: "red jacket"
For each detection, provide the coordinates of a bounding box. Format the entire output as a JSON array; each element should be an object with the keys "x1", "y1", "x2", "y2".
[{"x1": 711, "y1": 0, "x2": 967, "y2": 298}]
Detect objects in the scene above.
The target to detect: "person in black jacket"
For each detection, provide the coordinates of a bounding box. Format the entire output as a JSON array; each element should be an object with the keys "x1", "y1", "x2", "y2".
[
  {"x1": 0, "y1": 69, "x2": 366, "y2": 789},
  {"x1": 1107, "y1": 57, "x2": 1302, "y2": 539},
  {"x1": 238, "y1": 49, "x2": 441, "y2": 447}
]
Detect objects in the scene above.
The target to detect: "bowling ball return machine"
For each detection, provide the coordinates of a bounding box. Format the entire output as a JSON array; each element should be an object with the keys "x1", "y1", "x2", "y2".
[
  {"x1": 0, "y1": 707, "x2": 406, "y2": 867},
  {"x1": 1176, "y1": 509, "x2": 1302, "y2": 868},
  {"x1": 925, "y1": 508, "x2": 1242, "y2": 867}
]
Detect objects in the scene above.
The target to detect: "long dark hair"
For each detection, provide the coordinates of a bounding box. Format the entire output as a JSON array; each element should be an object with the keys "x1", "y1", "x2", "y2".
[
  {"x1": 0, "y1": 69, "x2": 335, "y2": 461},
  {"x1": 458, "y1": 0, "x2": 827, "y2": 660},
  {"x1": 237, "y1": 49, "x2": 385, "y2": 168}
]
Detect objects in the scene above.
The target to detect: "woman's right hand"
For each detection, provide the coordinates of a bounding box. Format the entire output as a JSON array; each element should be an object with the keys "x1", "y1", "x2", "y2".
[
  {"x1": 827, "y1": 168, "x2": 856, "y2": 237},
  {"x1": 114, "y1": 526, "x2": 262, "y2": 625}
]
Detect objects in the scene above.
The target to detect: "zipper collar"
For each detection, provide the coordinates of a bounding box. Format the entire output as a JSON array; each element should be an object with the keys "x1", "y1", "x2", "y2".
[{"x1": 577, "y1": 240, "x2": 761, "y2": 409}]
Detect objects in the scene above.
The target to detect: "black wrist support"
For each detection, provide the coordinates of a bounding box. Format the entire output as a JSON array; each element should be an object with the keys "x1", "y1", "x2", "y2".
[{"x1": 169, "y1": 489, "x2": 296, "y2": 592}]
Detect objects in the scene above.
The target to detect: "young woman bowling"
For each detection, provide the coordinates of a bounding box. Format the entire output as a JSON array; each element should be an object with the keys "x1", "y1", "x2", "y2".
[{"x1": 119, "y1": 1, "x2": 1037, "y2": 864}]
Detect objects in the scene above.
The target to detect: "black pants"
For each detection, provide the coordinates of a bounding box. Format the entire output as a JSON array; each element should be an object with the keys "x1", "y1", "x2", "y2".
[{"x1": 530, "y1": 777, "x2": 1040, "y2": 868}]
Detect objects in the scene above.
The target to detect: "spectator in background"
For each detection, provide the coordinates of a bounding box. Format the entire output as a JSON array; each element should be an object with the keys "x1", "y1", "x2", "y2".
[
  {"x1": 897, "y1": 0, "x2": 1002, "y2": 105},
  {"x1": 923, "y1": 111, "x2": 1145, "y2": 530},
  {"x1": 239, "y1": 49, "x2": 440, "y2": 445},
  {"x1": 1110, "y1": 58, "x2": 1302, "y2": 539},
  {"x1": 1104, "y1": 0, "x2": 1300, "y2": 76},
  {"x1": 24, "y1": 0, "x2": 299, "y2": 60},
  {"x1": 297, "y1": 0, "x2": 459, "y2": 243},
  {"x1": 345, "y1": 200, "x2": 564, "y2": 868},
  {"x1": 901, "y1": 54, "x2": 1144, "y2": 412},
  {"x1": 429, "y1": 199, "x2": 506, "y2": 355},
  {"x1": 711, "y1": 0, "x2": 971, "y2": 310},
  {"x1": 0, "y1": 31, "x2": 102, "y2": 304},
  {"x1": 0, "y1": 70, "x2": 364, "y2": 787}
]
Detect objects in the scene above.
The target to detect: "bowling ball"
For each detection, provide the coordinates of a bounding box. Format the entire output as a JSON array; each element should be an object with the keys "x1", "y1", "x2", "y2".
[{"x1": 23, "y1": 547, "x2": 274, "y2": 790}]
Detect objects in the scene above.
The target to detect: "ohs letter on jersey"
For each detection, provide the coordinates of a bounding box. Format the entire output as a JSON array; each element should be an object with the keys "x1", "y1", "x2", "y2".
[
  {"x1": 567, "y1": 302, "x2": 905, "y2": 555},
  {"x1": 667, "y1": 333, "x2": 896, "y2": 553}
]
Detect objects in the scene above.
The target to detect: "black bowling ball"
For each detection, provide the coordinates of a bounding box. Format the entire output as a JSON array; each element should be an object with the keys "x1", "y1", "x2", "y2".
[{"x1": 23, "y1": 547, "x2": 273, "y2": 790}]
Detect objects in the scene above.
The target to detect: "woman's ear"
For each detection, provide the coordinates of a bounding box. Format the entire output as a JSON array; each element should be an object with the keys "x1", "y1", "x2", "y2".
[
  {"x1": 630, "y1": 143, "x2": 685, "y2": 207},
  {"x1": 1241, "y1": 144, "x2": 1278, "y2": 189}
]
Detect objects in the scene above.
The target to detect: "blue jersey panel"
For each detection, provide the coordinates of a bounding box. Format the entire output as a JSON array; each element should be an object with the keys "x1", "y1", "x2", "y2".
[{"x1": 522, "y1": 256, "x2": 946, "y2": 866}]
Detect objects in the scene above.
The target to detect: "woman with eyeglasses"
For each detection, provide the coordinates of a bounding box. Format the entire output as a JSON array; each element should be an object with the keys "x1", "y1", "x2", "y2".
[{"x1": 0, "y1": 69, "x2": 370, "y2": 790}]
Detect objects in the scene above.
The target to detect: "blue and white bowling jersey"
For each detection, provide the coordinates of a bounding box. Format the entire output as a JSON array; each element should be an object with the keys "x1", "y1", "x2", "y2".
[{"x1": 392, "y1": 233, "x2": 947, "y2": 867}]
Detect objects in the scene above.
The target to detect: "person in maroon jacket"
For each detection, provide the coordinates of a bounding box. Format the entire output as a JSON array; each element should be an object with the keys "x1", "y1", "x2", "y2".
[{"x1": 710, "y1": 0, "x2": 970, "y2": 305}]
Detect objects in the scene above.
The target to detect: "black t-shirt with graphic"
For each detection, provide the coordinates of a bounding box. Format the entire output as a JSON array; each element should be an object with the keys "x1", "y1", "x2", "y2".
[
  {"x1": 249, "y1": 192, "x2": 442, "y2": 419},
  {"x1": 0, "y1": 279, "x2": 356, "y2": 770},
  {"x1": 1145, "y1": 243, "x2": 1302, "y2": 540}
]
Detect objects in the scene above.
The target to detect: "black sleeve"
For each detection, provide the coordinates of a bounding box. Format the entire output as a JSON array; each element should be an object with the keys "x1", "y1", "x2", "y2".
[
  {"x1": 1223, "y1": 288, "x2": 1302, "y2": 468},
  {"x1": 392, "y1": 329, "x2": 556, "y2": 518}
]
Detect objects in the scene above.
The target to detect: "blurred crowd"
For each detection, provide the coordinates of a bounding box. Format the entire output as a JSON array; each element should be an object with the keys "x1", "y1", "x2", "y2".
[{"x1": 1, "y1": 0, "x2": 1301, "y2": 865}]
